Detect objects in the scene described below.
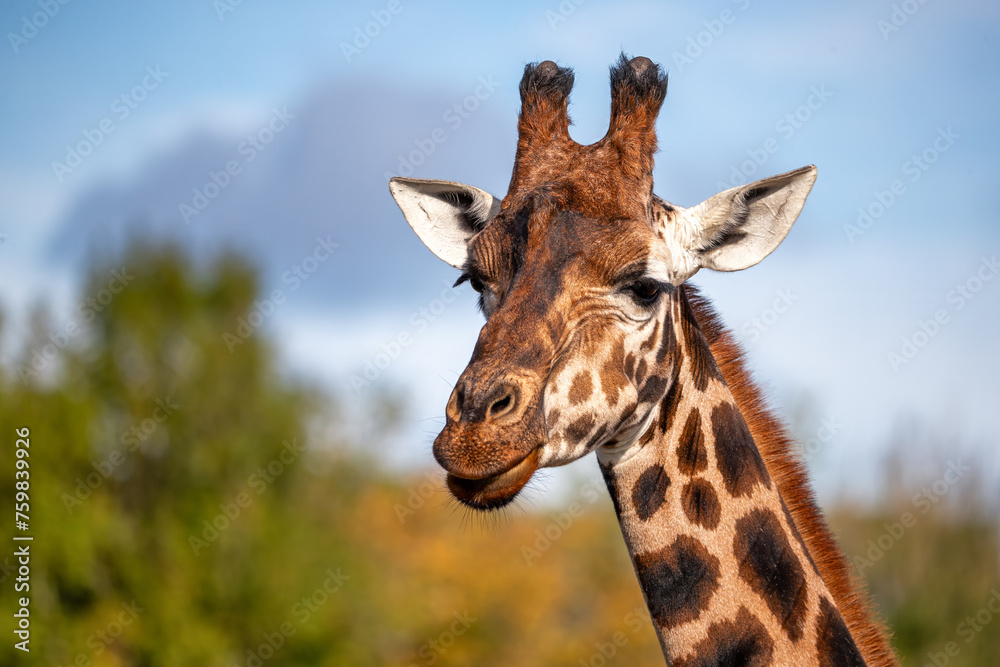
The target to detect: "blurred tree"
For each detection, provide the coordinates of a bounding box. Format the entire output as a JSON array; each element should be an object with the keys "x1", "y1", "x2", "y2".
[{"x1": 831, "y1": 424, "x2": 1000, "y2": 667}]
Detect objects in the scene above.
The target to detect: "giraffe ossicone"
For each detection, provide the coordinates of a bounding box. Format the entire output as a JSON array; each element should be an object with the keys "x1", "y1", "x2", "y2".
[{"x1": 389, "y1": 54, "x2": 897, "y2": 667}]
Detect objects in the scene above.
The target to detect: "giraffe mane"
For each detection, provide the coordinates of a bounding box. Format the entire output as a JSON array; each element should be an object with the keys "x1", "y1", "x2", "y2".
[{"x1": 683, "y1": 284, "x2": 898, "y2": 667}]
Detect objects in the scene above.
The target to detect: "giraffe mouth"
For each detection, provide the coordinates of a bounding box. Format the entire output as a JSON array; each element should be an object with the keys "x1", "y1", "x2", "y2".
[{"x1": 446, "y1": 448, "x2": 541, "y2": 511}]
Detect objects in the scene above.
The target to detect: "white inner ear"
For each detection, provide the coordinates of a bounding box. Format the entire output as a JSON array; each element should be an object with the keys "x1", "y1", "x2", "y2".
[
  {"x1": 659, "y1": 165, "x2": 817, "y2": 284},
  {"x1": 389, "y1": 177, "x2": 501, "y2": 269}
]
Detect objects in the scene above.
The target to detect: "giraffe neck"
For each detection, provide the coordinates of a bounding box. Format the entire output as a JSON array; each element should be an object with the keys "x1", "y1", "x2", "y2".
[{"x1": 597, "y1": 288, "x2": 867, "y2": 666}]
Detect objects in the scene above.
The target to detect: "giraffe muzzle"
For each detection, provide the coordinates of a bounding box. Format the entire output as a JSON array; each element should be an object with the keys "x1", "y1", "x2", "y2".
[
  {"x1": 444, "y1": 447, "x2": 541, "y2": 511},
  {"x1": 434, "y1": 372, "x2": 548, "y2": 509}
]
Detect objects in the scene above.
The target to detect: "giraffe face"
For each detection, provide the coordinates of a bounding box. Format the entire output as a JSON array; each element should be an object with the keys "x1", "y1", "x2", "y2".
[
  {"x1": 389, "y1": 55, "x2": 818, "y2": 511},
  {"x1": 429, "y1": 189, "x2": 681, "y2": 510}
]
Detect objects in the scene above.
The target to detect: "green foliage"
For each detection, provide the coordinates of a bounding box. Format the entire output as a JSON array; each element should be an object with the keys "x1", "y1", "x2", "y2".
[
  {"x1": 2, "y1": 245, "x2": 339, "y2": 664},
  {"x1": 832, "y1": 506, "x2": 1000, "y2": 666}
]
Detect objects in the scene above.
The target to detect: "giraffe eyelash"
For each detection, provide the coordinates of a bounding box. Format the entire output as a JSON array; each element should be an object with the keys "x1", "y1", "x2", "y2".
[
  {"x1": 455, "y1": 273, "x2": 492, "y2": 314},
  {"x1": 455, "y1": 272, "x2": 487, "y2": 293},
  {"x1": 623, "y1": 278, "x2": 665, "y2": 306}
]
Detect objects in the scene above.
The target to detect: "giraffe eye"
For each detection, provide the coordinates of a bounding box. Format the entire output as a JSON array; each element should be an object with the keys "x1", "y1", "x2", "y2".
[
  {"x1": 626, "y1": 279, "x2": 661, "y2": 304},
  {"x1": 469, "y1": 276, "x2": 486, "y2": 293}
]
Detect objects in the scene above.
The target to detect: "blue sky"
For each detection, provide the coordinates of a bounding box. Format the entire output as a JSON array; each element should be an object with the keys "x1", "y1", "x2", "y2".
[{"x1": 1, "y1": 0, "x2": 998, "y2": 503}]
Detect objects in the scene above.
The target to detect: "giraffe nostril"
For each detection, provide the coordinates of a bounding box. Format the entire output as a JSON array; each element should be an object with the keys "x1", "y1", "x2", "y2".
[
  {"x1": 486, "y1": 387, "x2": 517, "y2": 421},
  {"x1": 447, "y1": 384, "x2": 465, "y2": 422},
  {"x1": 489, "y1": 394, "x2": 511, "y2": 417}
]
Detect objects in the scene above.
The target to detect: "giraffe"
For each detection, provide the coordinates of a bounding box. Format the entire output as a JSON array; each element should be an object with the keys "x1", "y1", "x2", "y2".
[{"x1": 389, "y1": 55, "x2": 897, "y2": 666}]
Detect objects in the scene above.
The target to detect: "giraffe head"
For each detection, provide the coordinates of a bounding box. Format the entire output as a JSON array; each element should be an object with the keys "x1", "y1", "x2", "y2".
[{"x1": 390, "y1": 55, "x2": 816, "y2": 511}]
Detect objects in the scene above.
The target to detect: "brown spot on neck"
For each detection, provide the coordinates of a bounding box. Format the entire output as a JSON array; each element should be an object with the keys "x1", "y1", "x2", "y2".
[
  {"x1": 680, "y1": 479, "x2": 720, "y2": 530},
  {"x1": 676, "y1": 408, "x2": 708, "y2": 476},
  {"x1": 674, "y1": 606, "x2": 775, "y2": 667},
  {"x1": 632, "y1": 463, "x2": 671, "y2": 521},
  {"x1": 816, "y1": 596, "x2": 866, "y2": 666},
  {"x1": 633, "y1": 534, "x2": 720, "y2": 631},
  {"x1": 711, "y1": 401, "x2": 772, "y2": 497},
  {"x1": 734, "y1": 508, "x2": 809, "y2": 642}
]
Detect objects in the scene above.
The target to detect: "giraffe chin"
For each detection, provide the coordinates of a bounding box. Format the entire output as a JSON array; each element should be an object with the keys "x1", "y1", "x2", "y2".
[{"x1": 446, "y1": 448, "x2": 541, "y2": 511}]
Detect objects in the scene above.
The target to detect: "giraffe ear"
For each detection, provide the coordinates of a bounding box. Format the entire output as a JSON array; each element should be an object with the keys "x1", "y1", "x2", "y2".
[
  {"x1": 389, "y1": 177, "x2": 501, "y2": 269},
  {"x1": 674, "y1": 165, "x2": 817, "y2": 282}
]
